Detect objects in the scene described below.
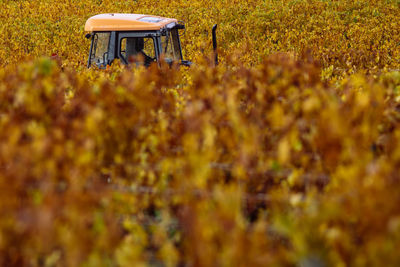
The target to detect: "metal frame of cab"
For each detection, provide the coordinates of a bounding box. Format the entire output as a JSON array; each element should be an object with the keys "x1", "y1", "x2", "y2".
[{"x1": 87, "y1": 23, "x2": 188, "y2": 68}]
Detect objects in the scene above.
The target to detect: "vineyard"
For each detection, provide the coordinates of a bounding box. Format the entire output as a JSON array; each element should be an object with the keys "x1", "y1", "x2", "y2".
[{"x1": 1, "y1": 0, "x2": 400, "y2": 266}]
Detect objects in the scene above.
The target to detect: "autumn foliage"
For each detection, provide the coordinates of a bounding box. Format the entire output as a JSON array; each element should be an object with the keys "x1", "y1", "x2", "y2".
[{"x1": 1, "y1": 0, "x2": 400, "y2": 266}]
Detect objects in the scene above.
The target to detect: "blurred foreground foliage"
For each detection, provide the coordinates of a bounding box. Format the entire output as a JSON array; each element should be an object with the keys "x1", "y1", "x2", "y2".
[
  {"x1": 1, "y1": 55, "x2": 400, "y2": 266},
  {"x1": 2, "y1": 0, "x2": 400, "y2": 266}
]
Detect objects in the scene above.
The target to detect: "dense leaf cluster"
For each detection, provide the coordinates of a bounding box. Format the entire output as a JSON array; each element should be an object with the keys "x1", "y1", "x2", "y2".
[
  {"x1": 1, "y1": 54, "x2": 400, "y2": 266},
  {"x1": 2, "y1": 0, "x2": 400, "y2": 266}
]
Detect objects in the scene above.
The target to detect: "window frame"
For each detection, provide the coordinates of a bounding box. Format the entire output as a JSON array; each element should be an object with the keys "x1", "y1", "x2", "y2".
[
  {"x1": 87, "y1": 31, "x2": 111, "y2": 68},
  {"x1": 161, "y1": 28, "x2": 183, "y2": 62},
  {"x1": 117, "y1": 31, "x2": 161, "y2": 65}
]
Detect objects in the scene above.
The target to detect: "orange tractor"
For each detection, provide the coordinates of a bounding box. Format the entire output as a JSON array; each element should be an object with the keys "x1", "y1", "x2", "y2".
[{"x1": 85, "y1": 13, "x2": 217, "y2": 68}]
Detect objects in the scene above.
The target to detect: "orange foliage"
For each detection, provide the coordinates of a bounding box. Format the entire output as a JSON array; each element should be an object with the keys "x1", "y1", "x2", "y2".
[{"x1": 2, "y1": 0, "x2": 400, "y2": 266}]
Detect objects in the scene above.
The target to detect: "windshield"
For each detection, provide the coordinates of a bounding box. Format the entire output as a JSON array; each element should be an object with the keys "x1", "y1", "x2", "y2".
[
  {"x1": 89, "y1": 32, "x2": 110, "y2": 67},
  {"x1": 161, "y1": 29, "x2": 182, "y2": 62}
]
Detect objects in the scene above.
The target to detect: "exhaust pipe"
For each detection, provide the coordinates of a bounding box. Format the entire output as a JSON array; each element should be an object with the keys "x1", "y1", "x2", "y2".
[{"x1": 212, "y1": 24, "x2": 218, "y2": 66}]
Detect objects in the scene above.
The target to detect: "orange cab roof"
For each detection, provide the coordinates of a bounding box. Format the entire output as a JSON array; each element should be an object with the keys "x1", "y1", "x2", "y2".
[{"x1": 85, "y1": 13, "x2": 178, "y2": 32}]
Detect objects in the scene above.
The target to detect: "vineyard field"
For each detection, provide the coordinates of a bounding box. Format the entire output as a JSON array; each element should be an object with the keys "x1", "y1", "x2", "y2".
[{"x1": 1, "y1": 0, "x2": 400, "y2": 266}]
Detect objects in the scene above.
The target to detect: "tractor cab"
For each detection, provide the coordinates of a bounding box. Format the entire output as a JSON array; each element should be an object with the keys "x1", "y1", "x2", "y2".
[{"x1": 85, "y1": 13, "x2": 192, "y2": 68}]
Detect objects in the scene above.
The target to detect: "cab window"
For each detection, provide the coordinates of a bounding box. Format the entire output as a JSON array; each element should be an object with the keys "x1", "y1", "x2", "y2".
[
  {"x1": 90, "y1": 32, "x2": 110, "y2": 67},
  {"x1": 161, "y1": 29, "x2": 182, "y2": 62},
  {"x1": 120, "y1": 37, "x2": 156, "y2": 66}
]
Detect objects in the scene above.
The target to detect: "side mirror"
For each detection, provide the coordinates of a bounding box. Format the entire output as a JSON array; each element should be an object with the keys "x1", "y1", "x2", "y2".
[
  {"x1": 85, "y1": 33, "x2": 92, "y2": 39},
  {"x1": 174, "y1": 24, "x2": 185, "y2": 30}
]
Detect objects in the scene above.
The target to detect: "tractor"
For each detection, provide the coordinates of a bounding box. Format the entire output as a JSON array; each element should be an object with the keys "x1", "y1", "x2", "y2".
[{"x1": 85, "y1": 13, "x2": 217, "y2": 68}]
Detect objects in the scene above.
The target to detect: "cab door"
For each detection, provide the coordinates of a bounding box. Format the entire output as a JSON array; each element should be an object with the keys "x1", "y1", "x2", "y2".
[{"x1": 117, "y1": 32, "x2": 161, "y2": 67}]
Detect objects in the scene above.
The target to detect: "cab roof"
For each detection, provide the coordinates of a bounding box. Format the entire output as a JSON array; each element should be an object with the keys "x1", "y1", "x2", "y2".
[{"x1": 85, "y1": 13, "x2": 178, "y2": 32}]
